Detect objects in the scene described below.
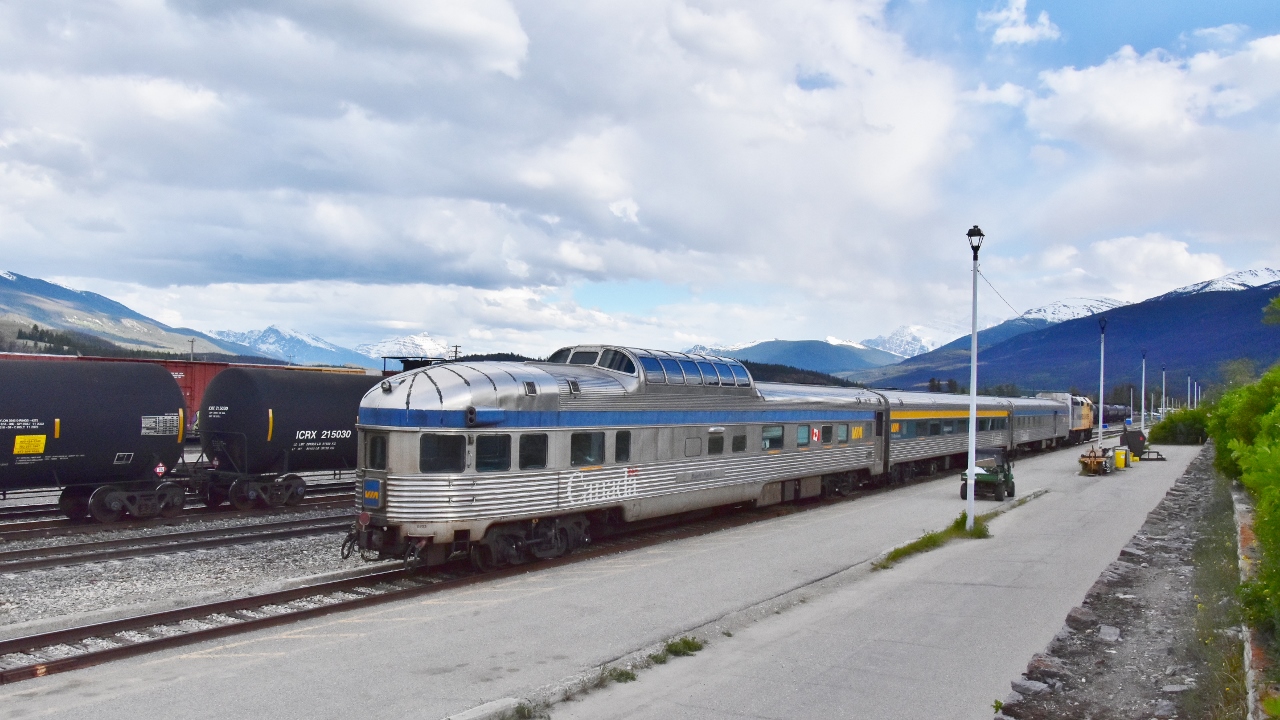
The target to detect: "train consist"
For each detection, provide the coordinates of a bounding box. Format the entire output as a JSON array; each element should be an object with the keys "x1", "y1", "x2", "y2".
[
  {"x1": 0, "y1": 358, "x2": 379, "y2": 522},
  {"x1": 349, "y1": 345, "x2": 1097, "y2": 570}
]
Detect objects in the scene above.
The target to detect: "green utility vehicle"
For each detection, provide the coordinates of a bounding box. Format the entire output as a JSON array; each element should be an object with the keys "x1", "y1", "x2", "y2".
[{"x1": 959, "y1": 448, "x2": 1015, "y2": 501}]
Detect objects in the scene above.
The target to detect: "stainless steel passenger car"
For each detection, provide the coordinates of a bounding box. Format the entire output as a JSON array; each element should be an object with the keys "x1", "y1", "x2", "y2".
[{"x1": 350, "y1": 345, "x2": 1072, "y2": 569}]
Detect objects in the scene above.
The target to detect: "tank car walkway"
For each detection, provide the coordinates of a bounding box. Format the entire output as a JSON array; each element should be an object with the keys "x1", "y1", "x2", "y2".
[{"x1": 0, "y1": 445, "x2": 1200, "y2": 720}]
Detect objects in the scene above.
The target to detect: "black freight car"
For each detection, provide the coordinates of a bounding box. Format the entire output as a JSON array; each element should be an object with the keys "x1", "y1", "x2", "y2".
[
  {"x1": 199, "y1": 368, "x2": 377, "y2": 509},
  {"x1": 0, "y1": 360, "x2": 186, "y2": 521}
]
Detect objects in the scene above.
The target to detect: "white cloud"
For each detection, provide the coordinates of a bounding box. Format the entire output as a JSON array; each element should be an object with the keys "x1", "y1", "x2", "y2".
[{"x1": 978, "y1": 0, "x2": 1060, "y2": 46}]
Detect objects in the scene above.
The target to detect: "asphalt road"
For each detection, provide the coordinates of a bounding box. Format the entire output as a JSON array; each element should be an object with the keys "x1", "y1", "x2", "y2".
[{"x1": 0, "y1": 444, "x2": 1201, "y2": 720}]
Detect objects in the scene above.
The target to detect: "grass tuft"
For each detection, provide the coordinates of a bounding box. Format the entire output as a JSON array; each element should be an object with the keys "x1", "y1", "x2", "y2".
[
  {"x1": 607, "y1": 667, "x2": 637, "y2": 683},
  {"x1": 665, "y1": 636, "x2": 705, "y2": 656},
  {"x1": 874, "y1": 511, "x2": 992, "y2": 570}
]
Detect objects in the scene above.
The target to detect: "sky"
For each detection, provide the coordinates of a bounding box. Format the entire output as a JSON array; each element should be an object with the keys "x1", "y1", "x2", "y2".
[{"x1": 1, "y1": 0, "x2": 1277, "y2": 356}]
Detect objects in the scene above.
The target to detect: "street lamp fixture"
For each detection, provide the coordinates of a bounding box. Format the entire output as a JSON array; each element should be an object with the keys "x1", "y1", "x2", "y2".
[{"x1": 964, "y1": 225, "x2": 984, "y2": 530}]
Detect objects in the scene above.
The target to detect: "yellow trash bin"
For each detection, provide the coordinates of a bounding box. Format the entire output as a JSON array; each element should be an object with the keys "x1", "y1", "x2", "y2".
[
  {"x1": 1130, "y1": 451, "x2": 1139, "y2": 465},
  {"x1": 1113, "y1": 447, "x2": 1127, "y2": 469}
]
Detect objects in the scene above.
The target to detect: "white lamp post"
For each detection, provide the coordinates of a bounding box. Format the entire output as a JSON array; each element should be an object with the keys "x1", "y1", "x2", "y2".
[
  {"x1": 964, "y1": 225, "x2": 983, "y2": 530},
  {"x1": 1162, "y1": 364, "x2": 1166, "y2": 419},
  {"x1": 1098, "y1": 316, "x2": 1107, "y2": 447},
  {"x1": 1140, "y1": 351, "x2": 1146, "y2": 433}
]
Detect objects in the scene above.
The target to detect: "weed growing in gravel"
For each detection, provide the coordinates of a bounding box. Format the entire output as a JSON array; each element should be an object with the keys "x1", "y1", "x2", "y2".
[
  {"x1": 607, "y1": 667, "x2": 637, "y2": 683},
  {"x1": 1180, "y1": 466, "x2": 1247, "y2": 720},
  {"x1": 665, "y1": 636, "x2": 704, "y2": 656},
  {"x1": 873, "y1": 512, "x2": 990, "y2": 569}
]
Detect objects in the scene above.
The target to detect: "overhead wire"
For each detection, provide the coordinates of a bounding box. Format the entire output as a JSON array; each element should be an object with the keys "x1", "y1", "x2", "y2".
[{"x1": 976, "y1": 267, "x2": 1022, "y2": 317}]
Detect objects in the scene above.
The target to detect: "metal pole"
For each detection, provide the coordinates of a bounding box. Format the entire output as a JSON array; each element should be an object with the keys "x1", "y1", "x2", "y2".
[
  {"x1": 1187, "y1": 376, "x2": 1191, "y2": 409},
  {"x1": 1162, "y1": 365, "x2": 1166, "y2": 419},
  {"x1": 965, "y1": 229, "x2": 981, "y2": 531},
  {"x1": 1140, "y1": 352, "x2": 1146, "y2": 433},
  {"x1": 1098, "y1": 318, "x2": 1106, "y2": 448}
]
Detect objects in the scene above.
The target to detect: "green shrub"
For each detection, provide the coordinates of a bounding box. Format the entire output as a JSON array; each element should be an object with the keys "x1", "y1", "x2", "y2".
[
  {"x1": 1149, "y1": 407, "x2": 1211, "y2": 445},
  {"x1": 1209, "y1": 364, "x2": 1280, "y2": 478}
]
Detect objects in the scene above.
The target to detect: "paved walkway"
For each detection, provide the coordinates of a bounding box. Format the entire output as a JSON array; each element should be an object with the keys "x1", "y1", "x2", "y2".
[
  {"x1": 555, "y1": 445, "x2": 1201, "y2": 720},
  {"x1": 0, "y1": 445, "x2": 1200, "y2": 720}
]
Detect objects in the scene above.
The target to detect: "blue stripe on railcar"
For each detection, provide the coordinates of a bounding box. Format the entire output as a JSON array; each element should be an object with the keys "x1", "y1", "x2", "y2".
[{"x1": 359, "y1": 407, "x2": 879, "y2": 429}]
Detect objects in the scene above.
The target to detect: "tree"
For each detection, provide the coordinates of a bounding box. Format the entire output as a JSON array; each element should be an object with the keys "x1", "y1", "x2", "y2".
[
  {"x1": 946, "y1": 378, "x2": 959, "y2": 394},
  {"x1": 1265, "y1": 295, "x2": 1280, "y2": 325},
  {"x1": 928, "y1": 378, "x2": 941, "y2": 392}
]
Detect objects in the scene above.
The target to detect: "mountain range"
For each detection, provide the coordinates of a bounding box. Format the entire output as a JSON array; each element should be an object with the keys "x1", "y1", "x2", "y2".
[
  {"x1": 848, "y1": 270, "x2": 1280, "y2": 393},
  {"x1": 0, "y1": 272, "x2": 258, "y2": 356},
  {"x1": 211, "y1": 326, "x2": 378, "y2": 368}
]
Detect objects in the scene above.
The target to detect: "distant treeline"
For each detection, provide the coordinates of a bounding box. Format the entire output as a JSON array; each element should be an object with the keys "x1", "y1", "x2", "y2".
[
  {"x1": 740, "y1": 360, "x2": 863, "y2": 388},
  {"x1": 5, "y1": 324, "x2": 288, "y2": 365}
]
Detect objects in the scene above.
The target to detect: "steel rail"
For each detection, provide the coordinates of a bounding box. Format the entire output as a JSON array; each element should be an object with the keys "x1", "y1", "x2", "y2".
[
  {"x1": 0, "y1": 432, "x2": 1134, "y2": 685},
  {"x1": 0, "y1": 517, "x2": 353, "y2": 573},
  {"x1": 0, "y1": 498, "x2": 356, "y2": 542}
]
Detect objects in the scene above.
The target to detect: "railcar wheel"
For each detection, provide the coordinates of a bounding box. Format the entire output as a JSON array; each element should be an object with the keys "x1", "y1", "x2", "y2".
[
  {"x1": 58, "y1": 487, "x2": 92, "y2": 521},
  {"x1": 470, "y1": 545, "x2": 497, "y2": 572},
  {"x1": 205, "y1": 486, "x2": 228, "y2": 508},
  {"x1": 282, "y1": 474, "x2": 306, "y2": 507},
  {"x1": 158, "y1": 482, "x2": 185, "y2": 518},
  {"x1": 89, "y1": 486, "x2": 124, "y2": 523},
  {"x1": 228, "y1": 479, "x2": 256, "y2": 511}
]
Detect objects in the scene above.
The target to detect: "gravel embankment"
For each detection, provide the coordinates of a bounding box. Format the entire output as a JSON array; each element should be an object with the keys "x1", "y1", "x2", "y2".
[{"x1": 995, "y1": 446, "x2": 1246, "y2": 720}]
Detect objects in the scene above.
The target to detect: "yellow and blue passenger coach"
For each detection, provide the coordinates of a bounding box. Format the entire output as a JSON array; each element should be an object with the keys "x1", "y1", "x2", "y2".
[{"x1": 350, "y1": 345, "x2": 1079, "y2": 569}]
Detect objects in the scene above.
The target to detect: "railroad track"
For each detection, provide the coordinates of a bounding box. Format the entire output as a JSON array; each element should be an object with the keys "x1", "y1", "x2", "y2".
[
  {"x1": 0, "y1": 481, "x2": 357, "y2": 523},
  {"x1": 0, "y1": 515, "x2": 353, "y2": 574},
  {"x1": 0, "y1": 498, "x2": 830, "y2": 685},
  {"x1": 0, "y1": 433, "x2": 1139, "y2": 685},
  {"x1": 0, "y1": 497, "x2": 355, "y2": 542}
]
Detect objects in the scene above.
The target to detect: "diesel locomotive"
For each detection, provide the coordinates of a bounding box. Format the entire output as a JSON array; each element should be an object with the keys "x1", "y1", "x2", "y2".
[{"x1": 349, "y1": 345, "x2": 1094, "y2": 570}]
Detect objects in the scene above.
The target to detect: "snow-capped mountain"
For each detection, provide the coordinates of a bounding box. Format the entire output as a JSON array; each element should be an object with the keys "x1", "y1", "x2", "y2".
[
  {"x1": 210, "y1": 326, "x2": 376, "y2": 368},
  {"x1": 684, "y1": 340, "x2": 774, "y2": 355},
  {"x1": 861, "y1": 326, "x2": 951, "y2": 359},
  {"x1": 1152, "y1": 268, "x2": 1280, "y2": 301},
  {"x1": 356, "y1": 332, "x2": 451, "y2": 359},
  {"x1": 1020, "y1": 297, "x2": 1129, "y2": 324},
  {"x1": 825, "y1": 336, "x2": 869, "y2": 350}
]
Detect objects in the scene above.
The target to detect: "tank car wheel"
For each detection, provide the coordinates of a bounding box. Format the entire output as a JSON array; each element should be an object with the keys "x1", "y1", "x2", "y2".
[
  {"x1": 282, "y1": 474, "x2": 306, "y2": 507},
  {"x1": 959, "y1": 482, "x2": 967, "y2": 500},
  {"x1": 204, "y1": 486, "x2": 228, "y2": 509},
  {"x1": 228, "y1": 479, "x2": 257, "y2": 511},
  {"x1": 157, "y1": 482, "x2": 185, "y2": 518},
  {"x1": 89, "y1": 486, "x2": 124, "y2": 523},
  {"x1": 58, "y1": 487, "x2": 92, "y2": 522}
]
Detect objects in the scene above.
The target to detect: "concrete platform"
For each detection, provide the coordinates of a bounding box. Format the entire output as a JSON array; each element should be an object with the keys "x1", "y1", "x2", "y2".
[{"x1": 0, "y1": 445, "x2": 1201, "y2": 720}]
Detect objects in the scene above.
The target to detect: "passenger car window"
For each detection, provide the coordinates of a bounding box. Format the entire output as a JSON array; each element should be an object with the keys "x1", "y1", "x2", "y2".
[
  {"x1": 519, "y1": 434, "x2": 548, "y2": 470},
  {"x1": 366, "y1": 433, "x2": 388, "y2": 471},
  {"x1": 615, "y1": 430, "x2": 631, "y2": 463},
  {"x1": 570, "y1": 432, "x2": 605, "y2": 466},
  {"x1": 419, "y1": 434, "x2": 465, "y2": 473},
  {"x1": 639, "y1": 356, "x2": 665, "y2": 381},
  {"x1": 708, "y1": 434, "x2": 724, "y2": 454},
  {"x1": 836, "y1": 424, "x2": 849, "y2": 443},
  {"x1": 712, "y1": 363, "x2": 733, "y2": 385},
  {"x1": 796, "y1": 425, "x2": 810, "y2": 447},
  {"x1": 761, "y1": 425, "x2": 784, "y2": 450},
  {"x1": 475, "y1": 435, "x2": 510, "y2": 472},
  {"x1": 547, "y1": 348, "x2": 571, "y2": 363},
  {"x1": 569, "y1": 351, "x2": 599, "y2": 365},
  {"x1": 729, "y1": 363, "x2": 751, "y2": 386},
  {"x1": 821, "y1": 425, "x2": 833, "y2": 443},
  {"x1": 598, "y1": 349, "x2": 637, "y2": 374},
  {"x1": 731, "y1": 434, "x2": 747, "y2": 452},
  {"x1": 678, "y1": 360, "x2": 703, "y2": 385},
  {"x1": 696, "y1": 361, "x2": 719, "y2": 386},
  {"x1": 659, "y1": 358, "x2": 685, "y2": 384},
  {"x1": 684, "y1": 438, "x2": 702, "y2": 457}
]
